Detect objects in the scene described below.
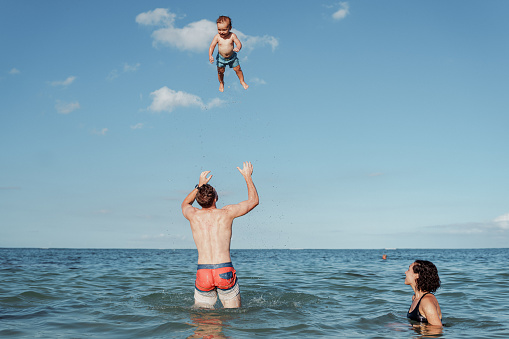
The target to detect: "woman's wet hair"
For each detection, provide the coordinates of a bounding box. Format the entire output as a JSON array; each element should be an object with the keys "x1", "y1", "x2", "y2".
[
  {"x1": 413, "y1": 260, "x2": 441, "y2": 293},
  {"x1": 196, "y1": 184, "x2": 217, "y2": 208}
]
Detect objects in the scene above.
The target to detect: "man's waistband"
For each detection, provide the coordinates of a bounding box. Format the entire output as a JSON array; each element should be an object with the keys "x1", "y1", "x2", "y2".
[{"x1": 197, "y1": 262, "x2": 233, "y2": 270}]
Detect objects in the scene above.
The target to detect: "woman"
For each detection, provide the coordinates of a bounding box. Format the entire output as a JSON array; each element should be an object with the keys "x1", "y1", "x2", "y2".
[{"x1": 405, "y1": 260, "x2": 442, "y2": 326}]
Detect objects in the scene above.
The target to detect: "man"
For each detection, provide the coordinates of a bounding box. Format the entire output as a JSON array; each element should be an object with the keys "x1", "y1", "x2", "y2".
[{"x1": 181, "y1": 161, "x2": 259, "y2": 308}]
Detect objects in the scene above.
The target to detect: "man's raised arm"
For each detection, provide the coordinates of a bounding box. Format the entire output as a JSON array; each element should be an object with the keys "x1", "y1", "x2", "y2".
[
  {"x1": 181, "y1": 171, "x2": 212, "y2": 220},
  {"x1": 227, "y1": 162, "x2": 259, "y2": 218}
]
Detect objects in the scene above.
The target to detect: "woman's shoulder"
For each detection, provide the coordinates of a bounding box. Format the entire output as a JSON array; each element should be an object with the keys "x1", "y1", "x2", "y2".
[
  {"x1": 422, "y1": 293, "x2": 438, "y2": 301},
  {"x1": 420, "y1": 292, "x2": 442, "y2": 322},
  {"x1": 420, "y1": 293, "x2": 439, "y2": 307}
]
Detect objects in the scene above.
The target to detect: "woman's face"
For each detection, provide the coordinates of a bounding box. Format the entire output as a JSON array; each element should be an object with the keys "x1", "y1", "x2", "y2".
[{"x1": 405, "y1": 262, "x2": 419, "y2": 286}]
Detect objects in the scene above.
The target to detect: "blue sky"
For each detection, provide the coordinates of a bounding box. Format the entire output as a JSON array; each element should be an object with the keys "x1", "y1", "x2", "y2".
[{"x1": 1, "y1": 1, "x2": 508, "y2": 249}]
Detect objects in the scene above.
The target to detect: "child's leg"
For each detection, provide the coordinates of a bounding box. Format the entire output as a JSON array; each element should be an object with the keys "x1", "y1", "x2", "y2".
[
  {"x1": 217, "y1": 67, "x2": 225, "y2": 92},
  {"x1": 233, "y1": 65, "x2": 249, "y2": 90}
]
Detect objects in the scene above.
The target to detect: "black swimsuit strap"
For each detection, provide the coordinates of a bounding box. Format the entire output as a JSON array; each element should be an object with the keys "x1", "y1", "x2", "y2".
[{"x1": 410, "y1": 292, "x2": 431, "y2": 312}]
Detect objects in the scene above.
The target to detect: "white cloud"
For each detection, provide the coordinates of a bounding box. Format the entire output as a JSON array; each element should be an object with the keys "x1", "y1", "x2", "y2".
[
  {"x1": 148, "y1": 86, "x2": 224, "y2": 112},
  {"x1": 50, "y1": 76, "x2": 76, "y2": 87},
  {"x1": 205, "y1": 97, "x2": 224, "y2": 110},
  {"x1": 137, "y1": 8, "x2": 278, "y2": 53},
  {"x1": 234, "y1": 30, "x2": 279, "y2": 52},
  {"x1": 135, "y1": 8, "x2": 175, "y2": 26},
  {"x1": 131, "y1": 123, "x2": 144, "y2": 130},
  {"x1": 55, "y1": 100, "x2": 80, "y2": 114},
  {"x1": 9, "y1": 68, "x2": 20, "y2": 74},
  {"x1": 92, "y1": 128, "x2": 108, "y2": 136},
  {"x1": 151, "y1": 18, "x2": 216, "y2": 52},
  {"x1": 494, "y1": 213, "x2": 509, "y2": 229},
  {"x1": 332, "y1": 2, "x2": 350, "y2": 20},
  {"x1": 427, "y1": 212, "x2": 509, "y2": 234}
]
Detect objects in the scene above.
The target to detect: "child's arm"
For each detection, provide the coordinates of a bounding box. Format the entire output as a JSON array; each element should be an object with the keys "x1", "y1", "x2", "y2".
[
  {"x1": 209, "y1": 35, "x2": 219, "y2": 63},
  {"x1": 232, "y1": 33, "x2": 242, "y2": 52}
]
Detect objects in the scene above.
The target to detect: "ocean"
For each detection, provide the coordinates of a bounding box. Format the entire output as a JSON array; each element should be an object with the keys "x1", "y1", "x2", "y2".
[{"x1": 1, "y1": 248, "x2": 508, "y2": 338}]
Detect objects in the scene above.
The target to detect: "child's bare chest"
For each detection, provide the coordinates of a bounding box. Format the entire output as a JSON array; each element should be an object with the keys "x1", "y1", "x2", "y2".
[{"x1": 218, "y1": 37, "x2": 234, "y2": 47}]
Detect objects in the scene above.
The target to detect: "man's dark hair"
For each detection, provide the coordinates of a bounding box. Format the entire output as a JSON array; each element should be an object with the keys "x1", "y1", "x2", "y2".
[
  {"x1": 196, "y1": 184, "x2": 217, "y2": 208},
  {"x1": 413, "y1": 260, "x2": 441, "y2": 293}
]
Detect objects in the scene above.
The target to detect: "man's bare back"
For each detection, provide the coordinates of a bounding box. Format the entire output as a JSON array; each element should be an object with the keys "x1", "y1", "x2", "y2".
[
  {"x1": 181, "y1": 162, "x2": 258, "y2": 308},
  {"x1": 188, "y1": 206, "x2": 235, "y2": 264}
]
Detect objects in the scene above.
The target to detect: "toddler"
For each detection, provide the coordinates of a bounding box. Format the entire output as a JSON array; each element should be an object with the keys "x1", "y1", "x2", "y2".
[{"x1": 209, "y1": 16, "x2": 248, "y2": 92}]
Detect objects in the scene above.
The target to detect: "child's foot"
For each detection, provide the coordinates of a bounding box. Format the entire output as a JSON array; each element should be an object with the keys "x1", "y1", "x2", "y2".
[
  {"x1": 219, "y1": 82, "x2": 224, "y2": 92},
  {"x1": 241, "y1": 82, "x2": 249, "y2": 90}
]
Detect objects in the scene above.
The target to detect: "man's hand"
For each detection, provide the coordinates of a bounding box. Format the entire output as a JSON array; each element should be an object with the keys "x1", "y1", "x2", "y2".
[
  {"x1": 236, "y1": 162, "x2": 253, "y2": 178},
  {"x1": 225, "y1": 161, "x2": 258, "y2": 218},
  {"x1": 199, "y1": 171, "x2": 212, "y2": 186}
]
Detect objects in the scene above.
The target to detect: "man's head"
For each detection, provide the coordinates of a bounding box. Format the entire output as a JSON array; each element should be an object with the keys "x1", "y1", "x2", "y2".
[{"x1": 196, "y1": 184, "x2": 218, "y2": 208}]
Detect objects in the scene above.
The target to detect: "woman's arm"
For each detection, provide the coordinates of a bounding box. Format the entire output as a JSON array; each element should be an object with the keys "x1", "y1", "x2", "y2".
[{"x1": 420, "y1": 297, "x2": 442, "y2": 326}]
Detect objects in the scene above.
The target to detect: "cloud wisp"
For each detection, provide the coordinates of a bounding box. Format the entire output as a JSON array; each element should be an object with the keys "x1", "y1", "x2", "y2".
[
  {"x1": 92, "y1": 128, "x2": 108, "y2": 136},
  {"x1": 50, "y1": 76, "x2": 76, "y2": 87},
  {"x1": 55, "y1": 100, "x2": 80, "y2": 114},
  {"x1": 130, "y1": 123, "x2": 144, "y2": 130},
  {"x1": 148, "y1": 86, "x2": 224, "y2": 113},
  {"x1": 427, "y1": 213, "x2": 509, "y2": 235},
  {"x1": 136, "y1": 8, "x2": 278, "y2": 53},
  {"x1": 107, "y1": 62, "x2": 141, "y2": 81},
  {"x1": 332, "y1": 2, "x2": 350, "y2": 21}
]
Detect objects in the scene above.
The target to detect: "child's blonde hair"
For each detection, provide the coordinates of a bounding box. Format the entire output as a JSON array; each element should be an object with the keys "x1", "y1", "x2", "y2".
[{"x1": 216, "y1": 16, "x2": 232, "y2": 29}]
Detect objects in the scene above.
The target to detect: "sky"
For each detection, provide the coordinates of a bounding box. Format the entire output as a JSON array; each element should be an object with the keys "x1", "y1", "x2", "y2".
[{"x1": 1, "y1": 1, "x2": 508, "y2": 249}]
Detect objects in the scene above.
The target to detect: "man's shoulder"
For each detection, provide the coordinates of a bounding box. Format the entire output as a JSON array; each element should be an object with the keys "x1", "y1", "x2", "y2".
[
  {"x1": 182, "y1": 204, "x2": 198, "y2": 220},
  {"x1": 208, "y1": 206, "x2": 233, "y2": 216},
  {"x1": 194, "y1": 206, "x2": 228, "y2": 214}
]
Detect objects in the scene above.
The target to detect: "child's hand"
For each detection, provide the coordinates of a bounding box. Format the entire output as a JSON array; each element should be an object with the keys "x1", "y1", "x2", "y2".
[
  {"x1": 209, "y1": 55, "x2": 214, "y2": 64},
  {"x1": 233, "y1": 47, "x2": 239, "y2": 52}
]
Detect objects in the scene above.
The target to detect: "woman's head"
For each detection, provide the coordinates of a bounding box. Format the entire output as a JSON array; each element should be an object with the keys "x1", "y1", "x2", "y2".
[{"x1": 409, "y1": 260, "x2": 441, "y2": 293}]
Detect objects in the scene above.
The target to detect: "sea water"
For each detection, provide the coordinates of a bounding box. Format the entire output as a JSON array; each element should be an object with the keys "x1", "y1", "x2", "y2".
[{"x1": 1, "y1": 248, "x2": 508, "y2": 338}]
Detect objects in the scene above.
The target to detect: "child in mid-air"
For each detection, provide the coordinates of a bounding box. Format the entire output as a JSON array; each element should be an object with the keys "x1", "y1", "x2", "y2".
[{"x1": 209, "y1": 16, "x2": 248, "y2": 92}]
